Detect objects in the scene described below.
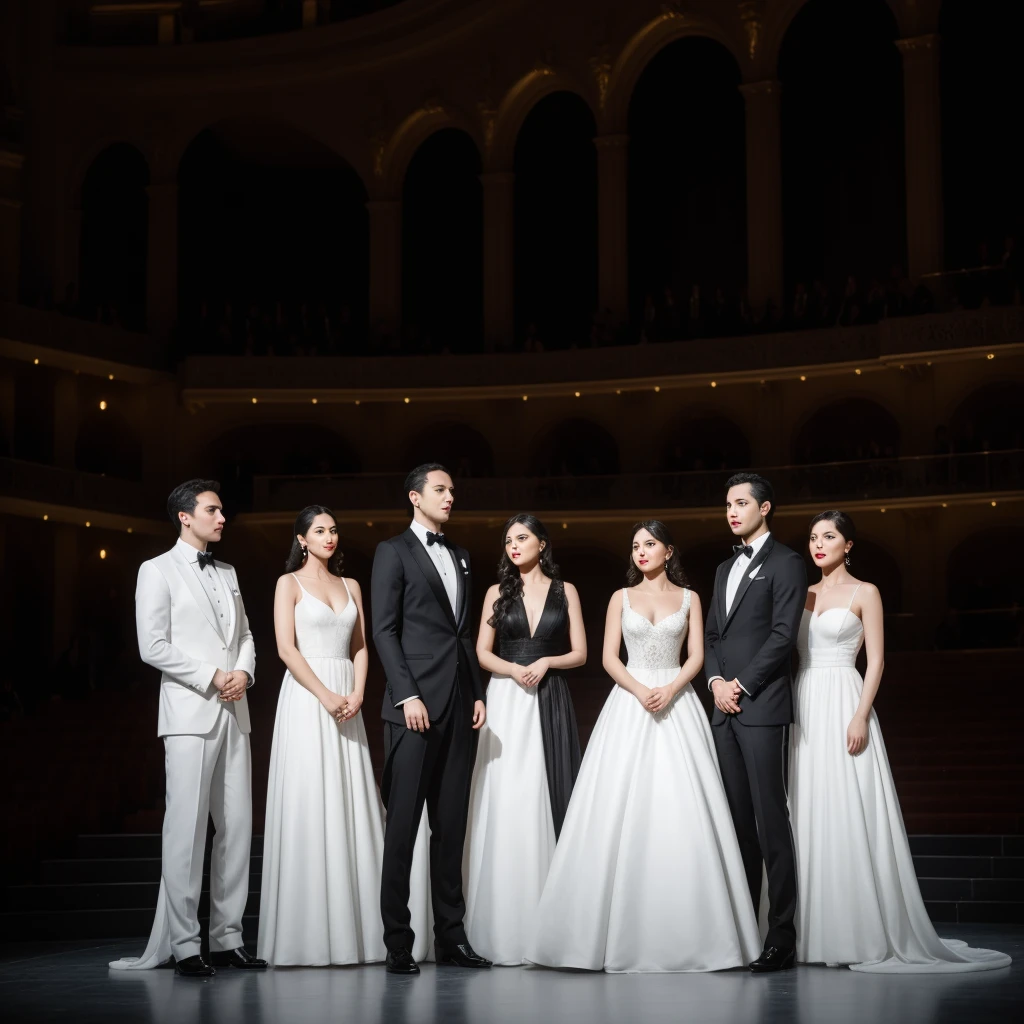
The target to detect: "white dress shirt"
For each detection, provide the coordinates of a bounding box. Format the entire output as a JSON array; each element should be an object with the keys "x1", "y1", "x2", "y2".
[
  {"x1": 409, "y1": 518, "x2": 458, "y2": 614},
  {"x1": 709, "y1": 531, "x2": 772, "y2": 695},
  {"x1": 395, "y1": 519, "x2": 459, "y2": 708},
  {"x1": 176, "y1": 537, "x2": 234, "y2": 639}
]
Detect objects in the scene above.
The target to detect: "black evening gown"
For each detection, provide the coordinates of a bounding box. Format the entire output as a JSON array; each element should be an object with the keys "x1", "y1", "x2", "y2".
[{"x1": 496, "y1": 580, "x2": 582, "y2": 837}]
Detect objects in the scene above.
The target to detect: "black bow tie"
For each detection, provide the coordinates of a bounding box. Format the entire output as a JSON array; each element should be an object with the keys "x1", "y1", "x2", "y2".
[
  {"x1": 426, "y1": 532, "x2": 447, "y2": 547},
  {"x1": 732, "y1": 544, "x2": 754, "y2": 559},
  {"x1": 197, "y1": 550, "x2": 216, "y2": 570}
]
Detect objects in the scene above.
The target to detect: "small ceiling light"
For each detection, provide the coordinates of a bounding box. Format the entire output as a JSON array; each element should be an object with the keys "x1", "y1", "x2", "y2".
[
  {"x1": 99, "y1": 549, "x2": 107, "y2": 560},
  {"x1": 759, "y1": 379, "x2": 766, "y2": 385},
  {"x1": 654, "y1": 386, "x2": 661, "y2": 393},
  {"x1": 99, "y1": 400, "x2": 107, "y2": 411},
  {"x1": 33, "y1": 358, "x2": 39, "y2": 365},
  {"x1": 354, "y1": 399, "x2": 361, "y2": 405},
  {"x1": 366, "y1": 521, "x2": 373, "y2": 527},
  {"x1": 42, "y1": 514, "x2": 49, "y2": 521},
  {"x1": 854, "y1": 368, "x2": 862, "y2": 375},
  {"x1": 879, "y1": 508, "x2": 886, "y2": 514},
  {"x1": 710, "y1": 381, "x2": 717, "y2": 388},
  {"x1": 615, "y1": 389, "x2": 622, "y2": 395},
  {"x1": 941, "y1": 503, "x2": 948, "y2": 508},
  {"x1": 991, "y1": 501, "x2": 997, "y2": 507},
  {"x1": 562, "y1": 522, "x2": 568, "y2": 529},
  {"x1": 251, "y1": 397, "x2": 258, "y2": 404},
  {"x1": 311, "y1": 398, "x2": 318, "y2": 405},
  {"x1": 127, "y1": 527, "x2": 133, "y2": 534},
  {"x1": 108, "y1": 373, "x2": 115, "y2": 380},
  {"x1": 403, "y1": 397, "x2": 410, "y2": 404},
  {"x1": 987, "y1": 353, "x2": 995, "y2": 360},
  {"x1": 574, "y1": 391, "x2": 581, "y2": 398},
  {"x1": 522, "y1": 395, "x2": 528, "y2": 401},
  {"x1": 85, "y1": 520, "x2": 91, "y2": 527},
  {"x1": 799, "y1": 375, "x2": 807, "y2": 381}
]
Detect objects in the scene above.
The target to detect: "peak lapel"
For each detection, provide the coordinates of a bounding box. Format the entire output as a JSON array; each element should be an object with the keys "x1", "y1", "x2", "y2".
[
  {"x1": 403, "y1": 531, "x2": 458, "y2": 631},
  {"x1": 173, "y1": 547, "x2": 225, "y2": 640},
  {"x1": 724, "y1": 535, "x2": 775, "y2": 630}
]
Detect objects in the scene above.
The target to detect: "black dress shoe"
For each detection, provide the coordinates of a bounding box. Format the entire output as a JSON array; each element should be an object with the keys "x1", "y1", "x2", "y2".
[
  {"x1": 209, "y1": 947, "x2": 268, "y2": 970},
  {"x1": 175, "y1": 954, "x2": 215, "y2": 977},
  {"x1": 385, "y1": 947, "x2": 420, "y2": 975},
  {"x1": 435, "y1": 941, "x2": 492, "y2": 968},
  {"x1": 749, "y1": 946, "x2": 796, "y2": 973}
]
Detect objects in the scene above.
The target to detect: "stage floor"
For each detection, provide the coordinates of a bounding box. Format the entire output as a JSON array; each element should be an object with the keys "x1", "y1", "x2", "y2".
[{"x1": 1, "y1": 927, "x2": 1021, "y2": 1024}]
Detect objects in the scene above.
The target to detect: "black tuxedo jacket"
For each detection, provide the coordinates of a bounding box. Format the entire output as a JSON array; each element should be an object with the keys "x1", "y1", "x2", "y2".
[
  {"x1": 371, "y1": 529, "x2": 484, "y2": 727},
  {"x1": 704, "y1": 535, "x2": 807, "y2": 727}
]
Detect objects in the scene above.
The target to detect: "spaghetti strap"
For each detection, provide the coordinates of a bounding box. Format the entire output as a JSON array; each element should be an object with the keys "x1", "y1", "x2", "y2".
[
  {"x1": 290, "y1": 572, "x2": 311, "y2": 596},
  {"x1": 847, "y1": 583, "x2": 862, "y2": 610},
  {"x1": 340, "y1": 576, "x2": 352, "y2": 601},
  {"x1": 622, "y1": 587, "x2": 631, "y2": 608}
]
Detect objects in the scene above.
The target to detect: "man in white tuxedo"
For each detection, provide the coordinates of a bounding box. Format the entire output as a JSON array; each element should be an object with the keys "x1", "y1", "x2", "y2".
[{"x1": 109, "y1": 480, "x2": 266, "y2": 977}]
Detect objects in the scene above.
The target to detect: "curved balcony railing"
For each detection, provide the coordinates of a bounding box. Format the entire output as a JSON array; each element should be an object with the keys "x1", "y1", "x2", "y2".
[{"x1": 251, "y1": 449, "x2": 1024, "y2": 514}]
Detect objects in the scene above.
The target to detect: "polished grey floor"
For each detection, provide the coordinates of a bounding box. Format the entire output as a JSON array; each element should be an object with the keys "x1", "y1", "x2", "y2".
[{"x1": 1, "y1": 928, "x2": 1021, "y2": 1024}]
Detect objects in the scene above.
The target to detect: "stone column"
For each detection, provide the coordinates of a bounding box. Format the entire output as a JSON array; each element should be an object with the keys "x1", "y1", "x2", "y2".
[
  {"x1": 594, "y1": 135, "x2": 629, "y2": 327},
  {"x1": 896, "y1": 34, "x2": 943, "y2": 279},
  {"x1": 146, "y1": 181, "x2": 178, "y2": 339},
  {"x1": 367, "y1": 199, "x2": 402, "y2": 336},
  {"x1": 740, "y1": 80, "x2": 783, "y2": 315},
  {"x1": 53, "y1": 373, "x2": 78, "y2": 470},
  {"x1": 480, "y1": 172, "x2": 515, "y2": 351}
]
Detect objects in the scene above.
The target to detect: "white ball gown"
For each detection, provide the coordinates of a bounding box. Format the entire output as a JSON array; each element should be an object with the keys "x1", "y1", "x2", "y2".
[
  {"x1": 528, "y1": 588, "x2": 761, "y2": 973},
  {"x1": 258, "y1": 575, "x2": 432, "y2": 965},
  {"x1": 463, "y1": 580, "x2": 581, "y2": 965},
  {"x1": 789, "y1": 584, "x2": 1011, "y2": 973}
]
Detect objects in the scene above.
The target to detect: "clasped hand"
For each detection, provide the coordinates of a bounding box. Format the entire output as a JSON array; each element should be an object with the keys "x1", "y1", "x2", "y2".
[
  {"x1": 214, "y1": 669, "x2": 248, "y2": 702},
  {"x1": 712, "y1": 678, "x2": 743, "y2": 715},
  {"x1": 643, "y1": 685, "x2": 674, "y2": 714},
  {"x1": 512, "y1": 658, "x2": 550, "y2": 688}
]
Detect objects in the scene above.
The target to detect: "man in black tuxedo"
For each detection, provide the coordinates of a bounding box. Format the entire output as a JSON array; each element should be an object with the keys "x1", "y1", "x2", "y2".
[
  {"x1": 704, "y1": 473, "x2": 807, "y2": 973},
  {"x1": 371, "y1": 463, "x2": 490, "y2": 975}
]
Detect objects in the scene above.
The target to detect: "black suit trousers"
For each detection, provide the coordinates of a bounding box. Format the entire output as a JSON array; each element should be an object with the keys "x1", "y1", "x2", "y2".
[
  {"x1": 713, "y1": 716, "x2": 797, "y2": 951},
  {"x1": 380, "y1": 678, "x2": 477, "y2": 952}
]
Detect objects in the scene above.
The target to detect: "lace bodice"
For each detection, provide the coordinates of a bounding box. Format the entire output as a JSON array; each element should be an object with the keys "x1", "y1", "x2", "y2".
[
  {"x1": 796, "y1": 585, "x2": 864, "y2": 669},
  {"x1": 291, "y1": 574, "x2": 357, "y2": 660},
  {"x1": 621, "y1": 588, "x2": 691, "y2": 671}
]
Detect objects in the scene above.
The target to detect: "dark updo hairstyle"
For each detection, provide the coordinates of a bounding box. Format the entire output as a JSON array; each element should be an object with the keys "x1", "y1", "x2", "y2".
[
  {"x1": 284, "y1": 505, "x2": 344, "y2": 576},
  {"x1": 808, "y1": 510, "x2": 857, "y2": 563},
  {"x1": 626, "y1": 520, "x2": 690, "y2": 588},
  {"x1": 488, "y1": 514, "x2": 561, "y2": 629}
]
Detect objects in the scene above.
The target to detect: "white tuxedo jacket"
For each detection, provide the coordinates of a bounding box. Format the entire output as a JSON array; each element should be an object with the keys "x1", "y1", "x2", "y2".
[{"x1": 136, "y1": 544, "x2": 256, "y2": 737}]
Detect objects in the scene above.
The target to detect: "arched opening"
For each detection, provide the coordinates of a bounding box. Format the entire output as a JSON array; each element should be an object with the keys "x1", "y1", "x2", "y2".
[
  {"x1": 945, "y1": 527, "x2": 1022, "y2": 648},
  {"x1": 530, "y1": 418, "x2": 619, "y2": 477},
  {"x1": 793, "y1": 398, "x2": 901, "y2": 464},
  {"x1": 513, "y1": 92, "x2": 598, "y2": 348},
  {"x1": 207, "y1": 422, "x2": 361, "y2": 511},
  {"x1": 401, "y1": 129, "x2": 483, "y2": 353},
  {"x1": 948, "y1": 382, "x2": 1024, "y2": 453},
  {"x1": 779, "y1": 0, "x2": 905, "y2": 312},
  {"x1": 402, "y1": 422, "x2": 494, "y2": 478},
  {"x1": 627, "y1": 36, "x2": 746, "y2": 338},
  {"x1": 75, "y1": 409, "x2": 143, "y2": 481},
  {"x1": 662, "y1": 415, "x2": 752, "y2": 472},
  {"x1": 178, "y1": 118, "x2": 368, "y2": 357},
  {"x1": 940, "y1": 1, "x2": 1024, "y2": 281},
  {"x1": 79, "y1": 143, "x2": 149, "y2": 331}
]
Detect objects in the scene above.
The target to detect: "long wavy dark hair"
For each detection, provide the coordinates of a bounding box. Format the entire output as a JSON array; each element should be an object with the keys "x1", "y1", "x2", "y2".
[
  {"x1": 625, "y1": 520, "x2": 689, "y2": 588},
  {"x1": 284, "y1": 505, "x2": 345, "y2": 576},
  {"x1": 488, "y1": 514, "x2": 561, "y2": 628}
]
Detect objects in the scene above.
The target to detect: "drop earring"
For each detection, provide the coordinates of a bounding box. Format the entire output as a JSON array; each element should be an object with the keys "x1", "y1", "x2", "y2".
[{"x1": 845, "y1": 552, "x2": 851, "y2": 567}]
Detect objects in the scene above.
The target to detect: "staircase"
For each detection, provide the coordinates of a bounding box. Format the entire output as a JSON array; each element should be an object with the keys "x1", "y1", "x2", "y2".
[{"x1": 3, "y1": 831, "x2": 1021, "y2": 941}]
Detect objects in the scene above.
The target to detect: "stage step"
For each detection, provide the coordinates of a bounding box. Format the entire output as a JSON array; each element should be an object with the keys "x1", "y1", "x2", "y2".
[{"x1": 3, "y1": 831, "x2": 1023, "y2": 939}]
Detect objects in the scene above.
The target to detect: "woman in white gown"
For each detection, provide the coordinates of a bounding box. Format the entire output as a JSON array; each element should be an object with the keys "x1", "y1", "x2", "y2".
[
  {"x1": 258, "y1": 505, "x2": 430, "y2": 966},
  {"x1": 528, "y1": 521, "x2": 761, "y2": 973},
  {"x1": 790, "y1": 509, "x2": 1010, "y2": 973},
  {"x1": 464, "y1": 515, "x2": 587, "y2": 965}
]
